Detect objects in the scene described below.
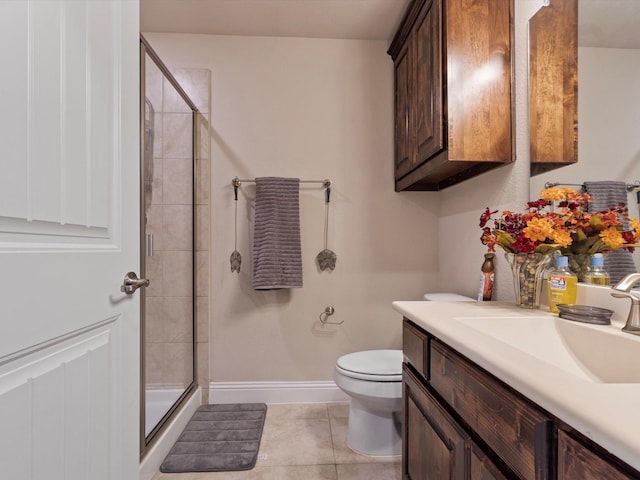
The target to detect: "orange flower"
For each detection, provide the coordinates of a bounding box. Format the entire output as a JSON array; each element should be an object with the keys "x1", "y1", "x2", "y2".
[
  {"x1": 551, "y1": 228, "x2": 572, "y2": 248},
  {"x1": 480, "y1": 188, "x2": 640, "y2": 255},
  {"x1": 599, "y1": 210, "x2": 621, "y2": 228},
  {"x1": 540, "y1": 187, "x2": 571, "y2": 202},
  {"x1": 523, "y1": 217, "x2": 554, "y2": 242},
  {"x1": 599, "y1": 228, "x2": 625, "y2": 249}
]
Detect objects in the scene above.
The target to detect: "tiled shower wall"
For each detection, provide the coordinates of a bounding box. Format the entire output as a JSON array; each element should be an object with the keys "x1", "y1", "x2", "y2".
[{"x1": 144, "y1": 66, "x2": 211, "y2": 403}]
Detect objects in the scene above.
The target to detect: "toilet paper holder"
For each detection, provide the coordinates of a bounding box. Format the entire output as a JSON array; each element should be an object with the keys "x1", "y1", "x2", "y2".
[{"x1": 319, "y1": 306, "x2": 343, "y2": 325}]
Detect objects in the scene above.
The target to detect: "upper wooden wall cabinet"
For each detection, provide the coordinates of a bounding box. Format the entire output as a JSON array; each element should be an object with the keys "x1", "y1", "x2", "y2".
[{"x1": 388, "y1": 0, "x2": 515, "y2": 191}]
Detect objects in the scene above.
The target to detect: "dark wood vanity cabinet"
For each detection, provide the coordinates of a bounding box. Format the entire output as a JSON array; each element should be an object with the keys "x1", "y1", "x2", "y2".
[
  {"x1": 402, "y1": 318, "x2": 640, "y2": 480},
  {"x1": 404, "y1": 365, "x2": 508, "y2": 480},
  {"x1": 404, "y1": 367, "x2": 466, "y2": 479},
  {"x1": 557, "y1": 431, "x2": 636, "y2": 480},
  {"x1": 388, "y1": 0, "x2": 514, "y2": 192}
]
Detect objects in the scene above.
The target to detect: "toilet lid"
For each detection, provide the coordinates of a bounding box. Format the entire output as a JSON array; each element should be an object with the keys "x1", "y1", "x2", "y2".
[{"x1": 336, "y1": 350, "x2": 402, "y2": 381}]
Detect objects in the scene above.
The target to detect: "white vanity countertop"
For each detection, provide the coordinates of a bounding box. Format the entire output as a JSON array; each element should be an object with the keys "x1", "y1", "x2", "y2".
[{"x1": 392, "y1": 300, "x2": 640, "y2": 472}]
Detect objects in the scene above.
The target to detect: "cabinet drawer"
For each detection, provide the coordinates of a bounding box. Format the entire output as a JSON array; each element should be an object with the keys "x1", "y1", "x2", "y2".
[
  {"x1": 403, "y1": 319, "x2": 428, "y2": 377},
  {"x1": 430, "y1": 340, "x2": 552, "y2": 480}
]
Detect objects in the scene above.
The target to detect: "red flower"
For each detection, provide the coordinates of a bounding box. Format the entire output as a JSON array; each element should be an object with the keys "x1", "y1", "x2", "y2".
[{"x1": 479, "y1": 208, "x2": 498, "y2": 228}]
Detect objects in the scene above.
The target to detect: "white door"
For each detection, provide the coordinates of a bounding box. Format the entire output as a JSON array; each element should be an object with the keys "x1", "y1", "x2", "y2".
[{"x1": 0, "y1": 1, "x2": 140, "y2": 479}]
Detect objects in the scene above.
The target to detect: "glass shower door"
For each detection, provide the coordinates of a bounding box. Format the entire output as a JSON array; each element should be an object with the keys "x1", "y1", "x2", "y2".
[{"x1": 141, "y1": 38, "x2": 197, "y2": 452}]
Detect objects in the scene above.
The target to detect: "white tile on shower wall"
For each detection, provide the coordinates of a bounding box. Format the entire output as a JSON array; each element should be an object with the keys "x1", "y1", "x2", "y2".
[
  {"x1": 145, "y1": 251, "x2": 164, "y2": 298},
  {"x1": 152, "y1": 113, "x2": 163, "y2": 159},
  {"x1": 144, "y1": 59, "x2": 163, "y2": 117},
  {"x1": 195, "y1": 158, "x2": 210, "y2": 206},
  {"x1": 145, "y1": 343, "x2": 164, "y2": 385},
  {"x1": 195, "y1": 205, "x2": 209, "y2": 252},
  {"x1": 196, "y1": 112, "x2": 210, "y2": 160},
  {"x1": 163, "y1": 158, "x2": 193, "y2": 205},
  {"x1": 195, "y1": 296, "x2": 209, "y2": 344},
  {"x1": 163, "y1": 113, "x2": 193, "y2": 160},
  {"x1": 172, "y1": 69, "x2": 211, "y2": 114},
  {"x1": 153, "y1": 112, "x2": 164, "y2": 158},
  {"x1": 163, "y1": 205, "x2": 193, "y2": 251},
  {"x1": 162, "y1": 251, "x2": 193, "y2": 297},
  {"x1": 196, "y1": 251, "x2": 209, "y2": 298},
  {"x1": 163, "y1": 342, "x2": 194, "y2": 385},
  {"x1": 151, "y1": 158, "x2": 163, "y2": 205},
  {"x1": 145, "y1": 204, "x2": 164, "y2": 252},
  {"x1": 145, "y1": 297, "x2": 164, "y2": 343},
  {"x1": 162, "y1": 76, "x2": 193, "y2": 114},
  {"x1": 163, "y1": 296, "x2": 193, "y2": 343}
]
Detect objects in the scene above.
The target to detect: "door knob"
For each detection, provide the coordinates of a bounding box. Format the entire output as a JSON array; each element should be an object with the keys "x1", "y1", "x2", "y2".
[{"x1": 121, "y1": 271, "x2": 150, "y2": 294}]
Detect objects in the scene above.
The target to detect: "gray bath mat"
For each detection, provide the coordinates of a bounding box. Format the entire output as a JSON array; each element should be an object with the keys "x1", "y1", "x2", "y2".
[{"x1": 160, "y1": 403, "x2": 267, "y2": 473}]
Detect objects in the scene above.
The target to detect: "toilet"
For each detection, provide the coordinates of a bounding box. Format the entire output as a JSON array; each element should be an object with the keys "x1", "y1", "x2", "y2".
[
  {"x1": 333, "y1": 349, "x2": 403, "y2": 456},
  {"x1": 334, "y1": 293, "x2": 475, "y2": 457}
]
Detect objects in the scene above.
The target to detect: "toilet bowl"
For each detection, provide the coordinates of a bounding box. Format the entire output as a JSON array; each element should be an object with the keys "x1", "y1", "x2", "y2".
[{"x1": 333, "y1": 349, "x2": 403, "y2": 457}]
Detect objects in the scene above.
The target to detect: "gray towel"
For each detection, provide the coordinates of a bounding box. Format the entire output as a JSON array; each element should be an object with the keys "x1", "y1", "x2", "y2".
[
  {"x1": 584, "y1": 181, "x2": 637, "y2": 283},
  {"x1": 584, "y1": 181, "x2": 628, "y2": 212},
  {"x1": 252, "y1": 177, "x2": 303, "y2": 290}
]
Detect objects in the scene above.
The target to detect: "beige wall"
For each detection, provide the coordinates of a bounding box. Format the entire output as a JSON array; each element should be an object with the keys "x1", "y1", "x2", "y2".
[
  {"x1": 437, "y1": 0, "x2": 544, "y2": 301},
  {"x1": 144, "y1": 33, "x2": 440, "y2": 383}
]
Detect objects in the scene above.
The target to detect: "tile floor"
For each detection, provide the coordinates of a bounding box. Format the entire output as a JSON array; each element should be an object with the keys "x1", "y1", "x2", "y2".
[{"x1": 152, "y1": 402, "x2": 401, "y2": 480}]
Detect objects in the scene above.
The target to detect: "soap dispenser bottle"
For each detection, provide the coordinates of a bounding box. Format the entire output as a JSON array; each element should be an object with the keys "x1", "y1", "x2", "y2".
[
  {"x1": 585, "y1": 253, "x2": 610, "y2": 285},
  {"x1": 547, "y1": 255, "x2": 577, "y2": 314}
]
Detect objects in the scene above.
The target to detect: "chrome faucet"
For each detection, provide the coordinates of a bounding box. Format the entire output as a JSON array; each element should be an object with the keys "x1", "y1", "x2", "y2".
[{"x1": 611, "y1": 273, "x2": 640, "y2": 335}]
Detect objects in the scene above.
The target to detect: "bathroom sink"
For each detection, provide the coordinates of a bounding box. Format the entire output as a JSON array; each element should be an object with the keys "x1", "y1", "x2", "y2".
[{"x1": 455, "y1": 315, "x2": 640, "y2": 384}]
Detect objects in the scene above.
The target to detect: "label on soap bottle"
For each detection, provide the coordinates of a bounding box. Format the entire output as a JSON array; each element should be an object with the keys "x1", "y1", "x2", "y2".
[{"x1": 549, "y1": 275, "x2": 567, "y2": 290}]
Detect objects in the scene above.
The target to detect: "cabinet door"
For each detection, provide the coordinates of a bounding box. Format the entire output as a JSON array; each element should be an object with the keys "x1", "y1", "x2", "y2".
[
  {"x1": 558, "y1": 431, "x2": 637, "y2": 480},
  {"x1": 470, "y1": 443, "x2": 510, "y2": 480},
  {"x1": 413, "y1": 0, "x2": 444, "y2": 167},
  {"x1": 394, "y1": 40, "x2": 413, "y2": 179},
  {"x1": 404, "y1": 365, "x2": 466, "y2": 480}
]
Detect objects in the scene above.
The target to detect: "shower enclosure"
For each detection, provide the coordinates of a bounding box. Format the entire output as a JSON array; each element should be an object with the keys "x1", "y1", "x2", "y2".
[{"x1": 140, "y1": 37, "x2": 198, "y2": 455}]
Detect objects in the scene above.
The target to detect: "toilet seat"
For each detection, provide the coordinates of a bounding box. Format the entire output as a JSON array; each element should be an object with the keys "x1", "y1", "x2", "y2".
[{"x1": 336, "y1": 349, "x2": 402, "y2": 382}]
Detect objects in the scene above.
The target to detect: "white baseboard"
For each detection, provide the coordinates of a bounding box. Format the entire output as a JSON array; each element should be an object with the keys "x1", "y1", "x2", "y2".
[
  {"x1": 139, "y1": 387, "x2": 201, "y2": 480},
  {"x1": 209, "y1": 380, "x2": 349, "y2": 404}
]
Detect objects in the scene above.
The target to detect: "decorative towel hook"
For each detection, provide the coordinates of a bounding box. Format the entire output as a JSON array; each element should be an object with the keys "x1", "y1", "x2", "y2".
[
  {"x1": 230, "y1": 179, "x2": 242, "y2": 273},
  {"x1": 319, "y1": 306, "x2": 343, "y2": 325}
]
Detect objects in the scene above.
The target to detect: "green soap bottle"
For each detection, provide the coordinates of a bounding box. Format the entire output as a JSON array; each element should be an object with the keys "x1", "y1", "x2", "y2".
[{"x1": 547, "y1": 255, "x2": 578, "y2": 314}]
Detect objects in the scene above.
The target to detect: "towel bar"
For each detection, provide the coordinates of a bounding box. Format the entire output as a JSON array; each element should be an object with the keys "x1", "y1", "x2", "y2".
[
  {"x1": 232, "y1": 176, "x2": 331, "y2": 189},
  {"x1": 544, "y1": 180, "x2": 640, "y2": 192}
]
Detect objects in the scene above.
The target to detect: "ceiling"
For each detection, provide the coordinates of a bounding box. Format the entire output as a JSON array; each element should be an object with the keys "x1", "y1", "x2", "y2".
[
  {"x1": 141, "y1": 0, "x2": 640, "y2": 49},
  {"x1": 140, "y1": 0, "x2": 411, "y2": 41}
]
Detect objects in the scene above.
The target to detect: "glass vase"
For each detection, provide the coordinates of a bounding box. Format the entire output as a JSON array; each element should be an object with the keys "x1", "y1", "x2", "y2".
[
  {"x1": 566, "y1": 253, "x2": 591, "y2": 282},
  {"x1": 505, "y1": 252, "x2": 552, "y2": 309}
]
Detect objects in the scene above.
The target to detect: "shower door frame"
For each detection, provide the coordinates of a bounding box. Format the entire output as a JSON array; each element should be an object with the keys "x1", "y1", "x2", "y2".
[{"x1": 139, "y1": 35, "x2": 199, "y2": 458}]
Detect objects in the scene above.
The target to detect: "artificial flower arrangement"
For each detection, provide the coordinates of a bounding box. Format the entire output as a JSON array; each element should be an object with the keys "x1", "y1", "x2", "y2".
[{"x1": 480, "y1": 187, "x2": 640, "y2": 255}]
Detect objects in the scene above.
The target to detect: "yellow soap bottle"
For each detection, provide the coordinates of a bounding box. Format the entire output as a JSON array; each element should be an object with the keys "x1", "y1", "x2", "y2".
[{"x1": 547, "y1": 255, "x2": 578, "y2": 314}]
